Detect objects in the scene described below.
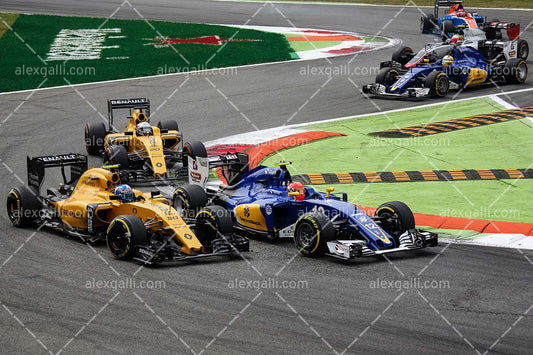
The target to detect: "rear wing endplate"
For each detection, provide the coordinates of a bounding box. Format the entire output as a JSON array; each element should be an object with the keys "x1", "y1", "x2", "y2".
[
  {"x1": 435, "y1": 0, "x2": 463, "y2": 18},
  {"x1": 27, "y1": 153, "x2": 88, "y2": 193},
  {"x1": 188, "y1": 152, "x2": 249, "y2": 186},
  {"x1": 108, "y1": 98, "x2": 150, "y2": 131}
]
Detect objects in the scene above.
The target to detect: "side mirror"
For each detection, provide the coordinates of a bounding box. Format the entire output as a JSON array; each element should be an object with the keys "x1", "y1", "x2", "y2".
[
  {"x1": 326, "y1": 187, "x2": 335, "y2": 198},
  {"x1": 288, "y1": 192, "x2": 300, "y2": 200}
]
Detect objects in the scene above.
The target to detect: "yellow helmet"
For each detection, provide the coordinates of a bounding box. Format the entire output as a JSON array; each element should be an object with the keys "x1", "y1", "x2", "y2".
[{"x1": 442, "y1": 55, "x2": 454, "y2": 66}]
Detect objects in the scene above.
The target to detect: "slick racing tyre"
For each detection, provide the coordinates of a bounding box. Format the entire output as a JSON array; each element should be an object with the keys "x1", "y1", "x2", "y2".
[
  {"x1": 420, "y1": 14, "x2": 436, "y2": 34},
  {"x1": 391, "y1": 46, "x2": 414, "y2": 66},
  {"x1": 426, "y1": 71, "x2": 450, "y2": 98},
  {"x1": 375, "y1": 201, "x2": 415, "y2": 240},
  {"x1": 172, "y1": 184, "x2": 208, "y2": 219},
  {"x1": 504, "y1": 59, "x2": 528, "y2": 84},
  {"x1": 195, "y1": 205, "x2": 233, "y2": 247},
  {"x1": 6, "y1": 186, "x2": 41, "y2": 227},
  {"x1": 517, "y1": 40, "x2": 529, "y2": 60},
  {"x1": 157, "y1": 120, "x2": 179, "y2": 132},
  {"x1": 293, "y1": 212, "x2": 335, "y2": 257},
  {"x1": 182, "y1": 141, "x2": 208, "y2": 166},
  {"x1": 107, "y1": 215, "x2": 147, "y2": 260},
  {"x1": 104, "y1": 145, "x2": 129, "y2": 168},
  {"x1": 440, "y1": 20, "x2": 454, "y2": 40},
  {"x1": 84, "y1": 122, "x2": 106, "y2": 155},
  {"x1": 375, "y1": 67, "x2": 400, "y2": 88}
]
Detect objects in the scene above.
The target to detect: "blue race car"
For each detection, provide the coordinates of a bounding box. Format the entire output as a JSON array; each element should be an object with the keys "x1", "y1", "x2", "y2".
[
  {"x1": 172, "y1": 162, "x2": 438, "y2": 259},
  {"x1": 362, "y1": 43, "x2": 528, "y2": 98},
  {"x1": 421, "y1": 0, "x2": 484, "y2": 38}
]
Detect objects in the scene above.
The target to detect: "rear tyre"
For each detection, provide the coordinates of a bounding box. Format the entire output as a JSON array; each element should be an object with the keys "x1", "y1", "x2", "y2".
[
  {"x1": 195, "y1": 205, "x2": 233, "y2": 246},
  {"x1": 172, "y1": 184, "x2": 208, "y2": 219},
  {"x1": 6, "y1": 186, "x2": 41, "y2": 227},
  {"x1": 517, "y1": 39, "x2": 529, "y2": 60},
  {"x1": 104, "y1": 145, "x2": 129, "y2": 168},
  {"x1": 106, "y1": 215, "x2": 147, "y2": 260},
  {"x1": 375, "y1": 67, "x2": 400, "y2": 88},
  {"x1": 182, "y1": 141, "x2": 208, "y2": 166},
  {"x1": 426, "y1": 71, "x2": 450, "y2": 98},
  {"x1": 441, "y1": 20, "x2": 454, "y2": 39},
  {"x1": 157, "y1": 120, "x2": 179, "y2": 132},
  {"x1": 85, "y1": 122, "x2": 106, "y2": 155},
  {"x1": 391, "y1": 46, "x2": 414, "y2": 66},
  {"x1": 420, "y1": 14, "x2": 436, "y2": 34},
  {"x1": 293, "y1": 212, "x2": 335, "y2": 257},
  {"x1": 504, "y1": 59, "x2": 528, "y2": 84},
  {"x1": 375, "y1": 201, "x2": 415, "y2": 240}
]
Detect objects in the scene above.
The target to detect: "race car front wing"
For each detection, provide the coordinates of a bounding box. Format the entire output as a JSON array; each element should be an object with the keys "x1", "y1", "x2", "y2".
[
  {"x1": 362, "y1": 84, "x2": 430, "y2": 98},
  {"x1": 325, "y1": 229, "x2": 438, "y2": 260}
]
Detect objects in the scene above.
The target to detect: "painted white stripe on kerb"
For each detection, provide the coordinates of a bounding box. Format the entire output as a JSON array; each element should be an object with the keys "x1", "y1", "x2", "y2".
[
  {"x1": 441, "y1": 234, "x2": 533, "y2": 250},
  {"x1": 206, "y1": 128, "x2": 307, "y2": 147}
]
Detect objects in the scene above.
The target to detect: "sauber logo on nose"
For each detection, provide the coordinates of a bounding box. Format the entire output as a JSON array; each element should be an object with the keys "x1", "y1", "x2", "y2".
[{"x1": 145, "y1": 35, "x2": 260, "y2": 46}]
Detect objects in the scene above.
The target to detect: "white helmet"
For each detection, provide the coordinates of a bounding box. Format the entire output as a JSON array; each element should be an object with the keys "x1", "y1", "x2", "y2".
[{"x1": 136, "y1": 121, "x2": 152, "y2": 136}]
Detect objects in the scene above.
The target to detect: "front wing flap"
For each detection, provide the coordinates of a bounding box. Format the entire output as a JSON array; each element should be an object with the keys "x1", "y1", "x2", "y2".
[{"x1": 325, "y1": 229, "x2": 438, "y2": 260}]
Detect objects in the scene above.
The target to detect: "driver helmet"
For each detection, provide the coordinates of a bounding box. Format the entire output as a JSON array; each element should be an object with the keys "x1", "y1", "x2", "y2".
[
  {"x1": 114, "y1": 184, "x2": 135, "y2": 202},
  {"x1": 442, "y1": 55, "x2": 454, "y2": 66},
  {"x1": 450, "y1": 34, "x2": 463, "y2": 44},
  {"x1": 136, "y1": 121, "x2": 152, "y2": 136},
  {"x1": 287, "y1": 182, "x2": 305, "y2": 201}
]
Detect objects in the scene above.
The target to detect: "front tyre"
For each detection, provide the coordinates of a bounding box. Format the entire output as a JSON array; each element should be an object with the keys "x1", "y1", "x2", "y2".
[
  {"x1": 182, "y1": 141, "x2": 208, "y2": 166},
  {"x1": 293, "y1": 212, "x2": 335, "y2": 257},
  {"x1": 6, "y1": 186, "x2": 41, "y2": 227},
  {"x1": 172, "y1": 184, "x2": 208, "y2": 219},
  {"x1": 104, "y1": 145, "x2": 129, "y2": 168},
  {"x1": 106, "y1": 215, "x2": 147, "y2": 260},
  {"x1": 504, "y1": 59, "x2": 528, "y2": 84},
  {"x1": 195, "y1": 205, "x2": 233, "y2": 247},
  {"x1": 375, "y1": 201, "x2": 415, "y2": 240},
  {"x1": 391, "y1": 46, "x2": 414, "y2": 66},
  {"x1": 375, "y1": 67, "x2": 400, "y2": 88},
  {"x1": 420, "y1": 14, "x2": 436, "y2": 34},
  {"x1": 426, "y1": 71, "x2": 450, "y2": 98}
]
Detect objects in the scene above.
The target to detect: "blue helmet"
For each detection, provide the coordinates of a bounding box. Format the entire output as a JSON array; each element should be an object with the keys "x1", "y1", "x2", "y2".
[{"x1": 114, "y1": 184, "x2": 135, "y2": 202}]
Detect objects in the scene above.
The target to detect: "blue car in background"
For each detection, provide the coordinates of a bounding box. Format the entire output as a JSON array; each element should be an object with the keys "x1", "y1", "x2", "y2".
[
  {"x1": 421, "y1": 0, "x2": 484, "y2": 38},
  {"x1": 173, "y1": 162, "x2": 438, "y2": 259},
  {"x1": 362, "y1": 43, "x2": 528, "y2": 98}
]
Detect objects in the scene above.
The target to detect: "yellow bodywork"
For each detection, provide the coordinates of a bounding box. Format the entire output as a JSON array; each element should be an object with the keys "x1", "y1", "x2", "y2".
[
  {"x1": 466, "y1": 68, "x2": 488, "y2": 86},
  {"x1": 49, "y1": 167, "x2": 204, "y2": 254},
  {"x1": 104, "y1": 109, "x2": 182, "y2": 177},
  {"x1": 234, "y1": 204, "x2": 268, "y2": 232}
]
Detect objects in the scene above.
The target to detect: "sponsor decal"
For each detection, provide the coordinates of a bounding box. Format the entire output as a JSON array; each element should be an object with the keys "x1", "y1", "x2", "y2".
[
  {"x1": 46, "y1": 28, "x2": 124, "y2": 61},
  {"x1": 184, "y1": 233, "x2": 193, "y2": 240},
  {"x1": 334, "y1": 243, "x2": 350, "y2": 255},
  {"x1": 244, "y1": 207, "x2": 250, "y2": 218},
  {"x1": 145, "y1": 35, "x2": 260, "y2": 47},
  {"x1": 265, "y1": 205, "x2": 273, "y2": 215}
]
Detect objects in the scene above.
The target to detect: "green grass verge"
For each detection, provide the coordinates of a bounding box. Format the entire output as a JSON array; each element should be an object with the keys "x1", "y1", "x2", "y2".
[
  {"x1": 263, "y1": 98, "x2": 533, "y2": 223},
  {"x1": 0, "y1": 13, "x2": 294, "y2": 92}
]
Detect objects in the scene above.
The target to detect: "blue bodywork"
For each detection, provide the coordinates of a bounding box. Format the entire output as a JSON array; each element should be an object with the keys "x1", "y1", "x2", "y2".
[
  {"x1": 214, "y1": 165, "x2": 397, "y2": 250},
  {"x1": 387, "y1": 45, "x2": 489, "y2": 95}
]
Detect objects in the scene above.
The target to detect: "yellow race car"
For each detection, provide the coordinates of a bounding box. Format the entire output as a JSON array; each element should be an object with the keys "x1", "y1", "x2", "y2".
[
  {"x1": 6, "y1": 153, "x2": 249, "y2": 264},
  {"x1": 84, "y1": 98, "x2": 208, "y2": 183}
]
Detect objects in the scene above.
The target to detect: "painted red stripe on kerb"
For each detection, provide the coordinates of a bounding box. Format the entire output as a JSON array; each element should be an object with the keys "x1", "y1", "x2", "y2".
[{"x1": 212, "y1": 131, "x2": 345, "y2": 183}]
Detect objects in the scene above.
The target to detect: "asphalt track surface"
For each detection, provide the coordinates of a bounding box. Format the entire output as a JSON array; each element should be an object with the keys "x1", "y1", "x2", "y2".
[{"x1": 0, "y1": 1, "x2": 532, "y2": 354}]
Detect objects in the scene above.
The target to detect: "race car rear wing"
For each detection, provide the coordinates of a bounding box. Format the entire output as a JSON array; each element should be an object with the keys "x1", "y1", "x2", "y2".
[
  {"x1": 434, "y1": 0, "x2": 463, "y2": 18},
  {"x1": 108, "y1": 98, "x2": 150, "y2": 131},
  {"x1": 27, "y1": 153, "x2": 88, "y2": 194},
  {"x1": 484, "y1": 22, "x2": 520, "y2": 41},
  {"x1": 188, "y1": 152, "x2": 249, "y2": 186}
]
